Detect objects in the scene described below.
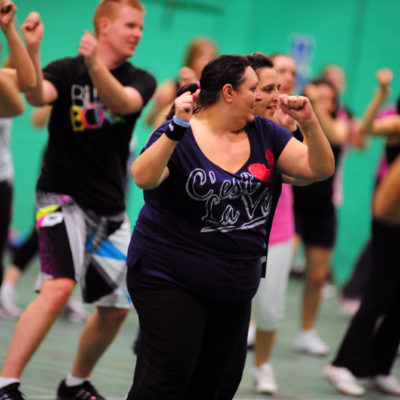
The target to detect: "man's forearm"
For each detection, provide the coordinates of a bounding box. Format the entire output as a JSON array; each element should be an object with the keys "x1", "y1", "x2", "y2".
[{"x1": 88, "y1": 60, "x2": 142, "y2": 115}]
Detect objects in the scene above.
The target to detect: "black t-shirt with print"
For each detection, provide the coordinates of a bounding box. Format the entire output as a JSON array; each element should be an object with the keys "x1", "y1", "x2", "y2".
[{"x1": 37, "y1": 55, "x2": 156, "y2": 215}]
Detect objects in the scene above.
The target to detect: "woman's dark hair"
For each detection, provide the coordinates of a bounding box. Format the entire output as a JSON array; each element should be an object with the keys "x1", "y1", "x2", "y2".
[
  {"x1": 396, "y1": 95, "x2": 400, "y2": 115},
  {"x1": 197, "y1": 54, "x2": 251, "y2": 108},
  {"x1": 246, "y1": 52, "x2": 274, "y2": 71},
  {"x1": 165, "y1": 83, "x2": 198, "y2": 120},
  {"x1": 308, "y1": 77, "x2": 339, "y2": 118},
  {"x1": 165, "y1": 55, "x2": 251, "y2": 120}
]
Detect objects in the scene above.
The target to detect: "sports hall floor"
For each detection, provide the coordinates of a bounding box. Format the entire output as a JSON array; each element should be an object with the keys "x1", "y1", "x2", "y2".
[{"x1": 0, "y1": 259, "x2": 398, "y2": 400}]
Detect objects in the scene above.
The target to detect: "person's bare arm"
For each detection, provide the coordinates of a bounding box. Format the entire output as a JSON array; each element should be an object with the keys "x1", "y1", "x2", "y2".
[
  {"x1": 359, "y1": 68, "x2": 394, "y2": 138},
  {"x1": 281, "y1": 174, "x2": 313, "y2": 186},
  {"x1": 131, "y1": 92, "x2": 194, "y2": 189},
  {"x1": 277, "y1": 95, "x2": 335, "y2": 183},
  {"x1": 30, "y1": 105, "x2": 51, "y2": 129},
  {"x1": 79, "y1": 31, "x2": 144, "y2": 115},
  {"x1": 0, "y1": 70, "x2": 23, "y2": 116},
  {"x1": 0, "y1": 1, "x2": 36, "y2": 91},
  {"x1": 305, "y1": 84, "x2": 349, "y2": 145},
  {"x1": 21, "y1": 12, "x2": 58, "y2": 106},
  {"x1": 371, "y1": 116, "x2": 400, "y2": 139}
]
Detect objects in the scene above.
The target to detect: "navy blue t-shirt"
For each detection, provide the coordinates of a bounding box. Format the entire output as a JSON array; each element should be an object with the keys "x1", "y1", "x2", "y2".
[{"x1": 127, "y1": 116, "x2": 292, "y2": 302}]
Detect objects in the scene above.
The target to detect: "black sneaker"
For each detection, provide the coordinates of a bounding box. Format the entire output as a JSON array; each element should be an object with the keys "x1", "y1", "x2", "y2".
[
  {"x1": 56, "y1": 380, "x2": 106, "y2": 400},
  {"x1": 0, "y1": 383, "x2": 26, "y2": 400}
]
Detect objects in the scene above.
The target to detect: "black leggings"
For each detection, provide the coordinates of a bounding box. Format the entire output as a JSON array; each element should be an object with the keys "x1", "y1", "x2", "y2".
[
  {"x1": 0, "y1": 180, "x2": 13, "y2": 284},
  {"x1": 126, "y1": 261, "x2": 251, "y2": 400},
  {"x1": 333, "y1": 219, "x2": 400, "y2": 377}
]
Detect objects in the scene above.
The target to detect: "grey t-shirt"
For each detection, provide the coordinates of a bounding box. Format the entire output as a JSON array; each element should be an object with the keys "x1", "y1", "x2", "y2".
[{"x1": 0, "y1": 118, "x2": 13, "y2": 182}]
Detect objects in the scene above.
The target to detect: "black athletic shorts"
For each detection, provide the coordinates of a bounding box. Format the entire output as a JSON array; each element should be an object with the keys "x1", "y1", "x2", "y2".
[{"x1": 294, "y1": 208, "x2": 337, "y2": 249}]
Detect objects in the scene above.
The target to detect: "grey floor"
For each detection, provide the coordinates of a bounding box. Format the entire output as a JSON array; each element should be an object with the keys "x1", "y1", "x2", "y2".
[{"x1": 0, "y1": 259, "x2": 398, "y2": 400}]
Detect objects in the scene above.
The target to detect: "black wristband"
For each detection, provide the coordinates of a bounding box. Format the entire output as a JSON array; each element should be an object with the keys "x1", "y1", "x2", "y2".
[{"x1": 164, "y1": 120, "x2": 189, "y2": 141}]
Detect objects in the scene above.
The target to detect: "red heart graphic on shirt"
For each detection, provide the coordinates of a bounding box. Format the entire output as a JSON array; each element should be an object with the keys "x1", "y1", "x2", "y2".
[
  {"x1": 248, "y1": 163, "x2": 271, "y2": 182},
  {"x1": 265, "y1": 149, "x2": 274, "y2": 171},
  {"x1": 248, "y1": 149, "x2": 275, "y2": 182}
]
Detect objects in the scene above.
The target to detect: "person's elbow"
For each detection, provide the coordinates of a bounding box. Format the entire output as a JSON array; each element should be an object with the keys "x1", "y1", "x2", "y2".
[
  {"x1": 14, "y1": 101, "x2": 25, "y2": 116},
  {"x1": 25, "y1": 91, "x2": 45, "y2": 107},
  {"x1": 313, "y1": 157, "x2": 335, "y2": 182},
  {"x1": 132, "y1": 174, "x2": 157, "y2": 190},
  {"x1": 323, "y1": 155, "x2": 335, "y2": 178},
  {"x1": 110, "y1": 92, "x2": 143, "y2": 115},
  {"x1": 109, "y1": 100, "x2": 140, "y2": 115},
  {"x1": 19, "y1": 75, "x2": 37, "y2": 92},
  {"x1": 0, "y1": 99, "x2": 25, "y2": 118},
  {"x1": 131, "y1": 163, "x2": 157, "y2": 190}
]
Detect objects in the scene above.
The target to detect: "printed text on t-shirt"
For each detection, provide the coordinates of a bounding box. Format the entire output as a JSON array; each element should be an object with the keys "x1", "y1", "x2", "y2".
[
  {"x1": 186, "y1": 169, "x2": 273, "y2": 233},
  {"x1": 69, "y1": 84, "x2": 124, "y2": 131}
]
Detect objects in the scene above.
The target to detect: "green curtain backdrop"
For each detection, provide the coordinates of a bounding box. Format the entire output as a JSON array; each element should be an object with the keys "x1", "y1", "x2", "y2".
[{"x1": 6, "y1": 0, "x2": 400, "y2": 284}]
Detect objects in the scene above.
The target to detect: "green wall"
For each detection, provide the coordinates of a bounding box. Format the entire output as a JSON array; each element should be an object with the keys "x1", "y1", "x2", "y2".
[{"x1": 6, "y1": 0, "x2": 400, "y2": 284}]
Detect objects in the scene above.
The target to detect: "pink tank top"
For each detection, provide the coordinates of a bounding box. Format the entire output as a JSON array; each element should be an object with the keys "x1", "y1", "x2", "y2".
[{"x1": 269, "y1": 183, "x2": 295, "y2": 244}]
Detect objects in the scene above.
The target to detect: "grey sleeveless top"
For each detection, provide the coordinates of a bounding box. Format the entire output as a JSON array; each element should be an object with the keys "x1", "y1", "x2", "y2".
[{"x1": 0, "y1": 118, "x2": 13, "y2": 182}]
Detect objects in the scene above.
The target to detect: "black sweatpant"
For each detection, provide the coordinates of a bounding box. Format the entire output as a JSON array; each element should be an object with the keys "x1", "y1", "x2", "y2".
[
  {"x1": 333, "y1": 219, "x2": 400, "y2": 377},
  {"x1": 0, "y1": 180, "x2": 13, "y2": 284},
  {"x1": 341, "y1": 239, "x2": 372, "y2": 300},
  {"x1": 126, "y1": 261, "x2": 251, "y2": 400}
]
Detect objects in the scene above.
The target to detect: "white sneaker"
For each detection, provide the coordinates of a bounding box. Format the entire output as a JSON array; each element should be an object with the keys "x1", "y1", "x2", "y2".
[
  {"x1": 322, "y1": 282, "x2": 337, "y2": 299},
  {"x1": 247, "y1": 322, "x2": 255, "y2": 348},
  {"x1": 0, "y1": 284, "x2": 22, "y2": 320},
  {"x1": 253, "y1": 363, "x2": 277, "y2": 394},
  {"x1": 323, "y1": 365, "x2": 365, "y2": 396},
  {"x1": 0, "y1": 304, "x2": 19, "y2": 320},
  {"x1": 63, "y1": 297, "x2": 90, "y2": 324},
  {"x1": 371, "y1": 374, "x2": 400, "y2": 396},
  {"x1": 293, "y1": 329, "x2": 329, "y2": 356}
]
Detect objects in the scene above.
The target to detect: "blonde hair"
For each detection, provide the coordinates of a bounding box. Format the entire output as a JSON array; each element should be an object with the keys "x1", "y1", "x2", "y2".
[
  {"x1": 93, "y1": 0, "x2": 144, "y2": 36},
  {"x1": 183, "y1": 37, "x2": 217, "y2": 68}
]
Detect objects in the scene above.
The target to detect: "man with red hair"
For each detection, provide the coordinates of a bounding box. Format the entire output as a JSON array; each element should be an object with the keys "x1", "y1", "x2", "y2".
[{"x1": 0, "y1": 1, "x2": 155, "y2": 400}]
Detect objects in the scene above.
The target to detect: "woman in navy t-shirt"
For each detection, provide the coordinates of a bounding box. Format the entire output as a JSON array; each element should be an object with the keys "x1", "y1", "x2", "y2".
[{"x1": 126, "y1": 55, "x2": 334, "y2": 400}]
